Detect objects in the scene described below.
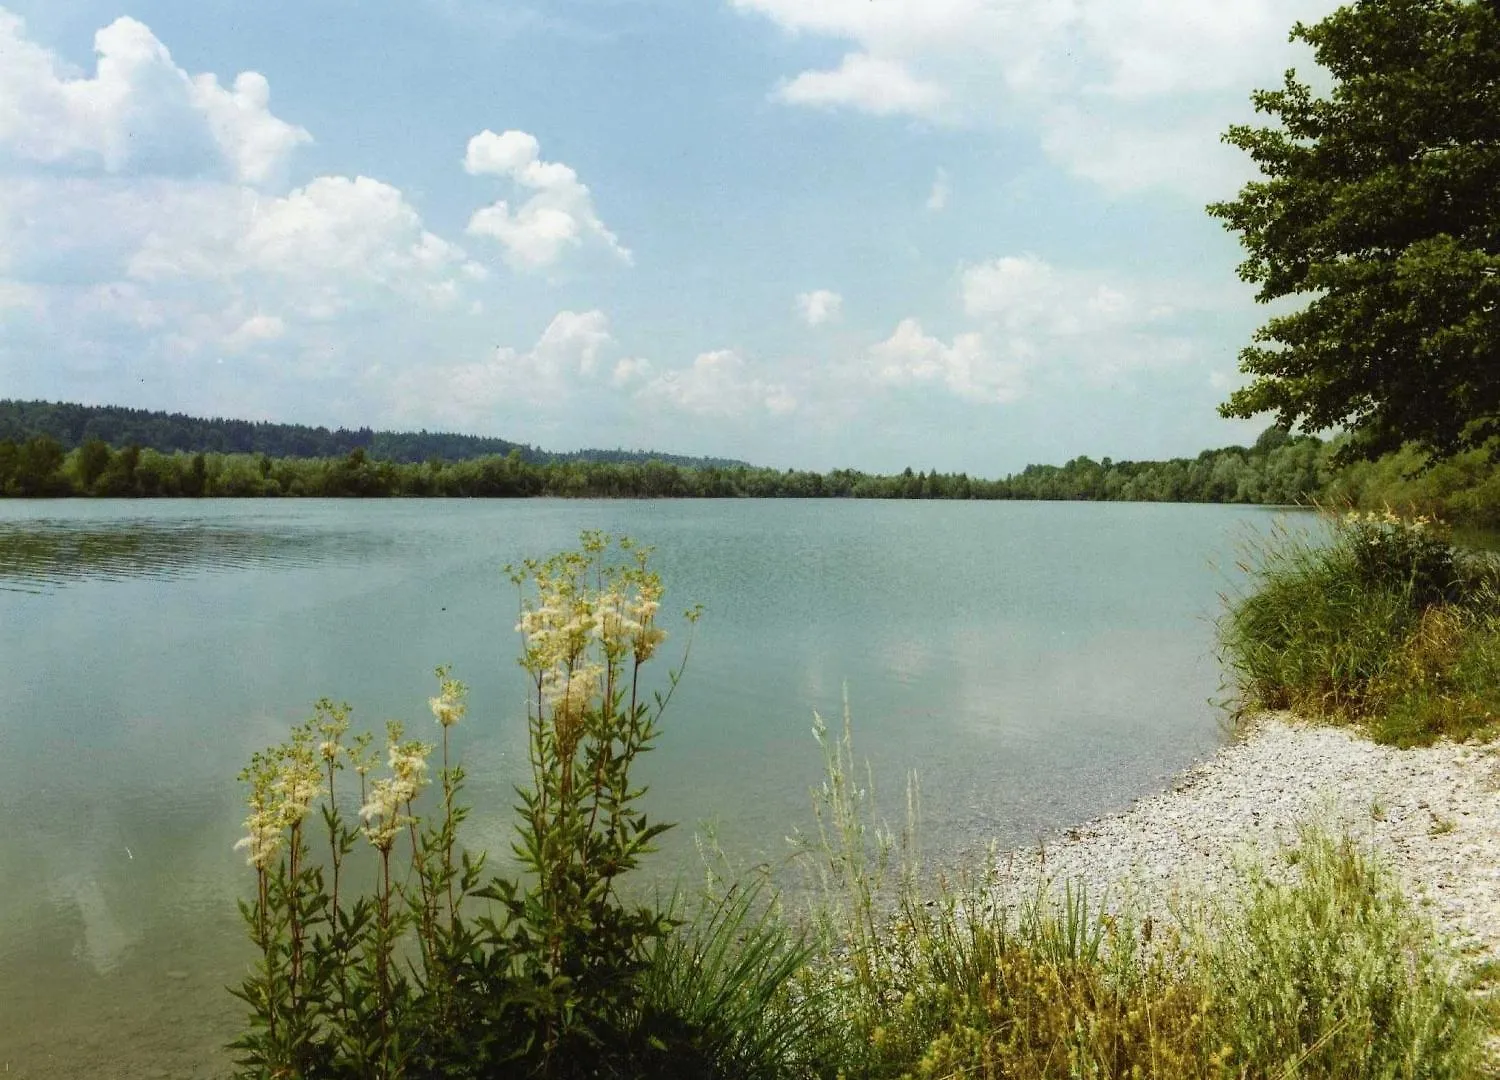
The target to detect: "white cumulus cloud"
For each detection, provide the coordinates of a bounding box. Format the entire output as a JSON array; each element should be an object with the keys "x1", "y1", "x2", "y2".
[
  {"x1": 870, "y1": 319, "x2": 1025, "y2": 404},
  {"x1": 645, "y1": 350, "x2": 797, "y2": 418},
  {"x1": 0, "y1": 9, "x2": 309, "y2": 185},
  {"x1": 390, "y1": 309, "x2": 618, "y2": 427},
  {"x1": 122, "y1": 175, "x2": 482, "y2": 316},
  {"x1": 612, "y1": 356, "x2": 653, "y2": 386},
  {"x1": 223, "y1": 313, "x2": 286, "y2": 352},
  {"x1": 796, "y1": 289, "x2": 843, "y2": 327},
  {"x1": 961, "y1": 254, "x2": 1170, "y2": 334},
  {"x1": 960, "y1": 254, "x2": 1203, "y2": 381},
  {"x1": 464, "y1": 128, "x2": 631, "y2": 271},
  {"x1": 775, "y1": 53, "x2": 948, "y2": 118}
]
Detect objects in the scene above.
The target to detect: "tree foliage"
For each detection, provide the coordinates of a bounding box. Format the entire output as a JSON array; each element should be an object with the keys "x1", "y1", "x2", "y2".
[
  {"x1": 0, "y1": 399, "x2": 748, "y2": 469},
  {"x1": 0, "y1": 429, "x2": 1337, "y2": 507},
  {"x1": 1211, "y1": 0, "x2": 1500, "y2": 461}
]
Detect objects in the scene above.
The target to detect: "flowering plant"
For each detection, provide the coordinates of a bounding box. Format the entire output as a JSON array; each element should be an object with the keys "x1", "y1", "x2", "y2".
[
  {"x1": 1341, "y1": 507, "x2": 1458, "y2": 605},
  {"x1": 229, "y1": 532, "x2": 698, "y2": 1078}
]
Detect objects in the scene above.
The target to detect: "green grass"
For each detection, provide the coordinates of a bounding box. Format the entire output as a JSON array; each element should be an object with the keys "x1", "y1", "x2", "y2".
[
  {"x1": 780, "y1": 703, "x2": 1487, "y2": 1080},
  {"x1": 1221, "y1": 510, "x2": 1500, "y2": 745}
]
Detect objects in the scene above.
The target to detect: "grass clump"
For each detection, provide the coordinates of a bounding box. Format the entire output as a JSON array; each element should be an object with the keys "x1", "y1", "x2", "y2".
[
  {"x1": 802, "y1": 709, "x2": 1484, "y2": 1080},
  {"x1": 1221, "y1": 508, "x2": 1500, "y2": 744},
  {"x1": 1203, "y1": 828, "x2": 1480, "y2": 1079}
]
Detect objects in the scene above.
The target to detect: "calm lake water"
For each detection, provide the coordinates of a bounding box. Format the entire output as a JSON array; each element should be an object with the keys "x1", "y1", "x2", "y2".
[{"x1": 0, "y1": 498, "x2": 1289, "y2": 1077}]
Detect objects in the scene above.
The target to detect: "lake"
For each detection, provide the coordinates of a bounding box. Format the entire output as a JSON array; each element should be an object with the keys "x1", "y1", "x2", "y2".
[{"x1": 0, "y1": 498, "x2": 1288, "y2": 1078}]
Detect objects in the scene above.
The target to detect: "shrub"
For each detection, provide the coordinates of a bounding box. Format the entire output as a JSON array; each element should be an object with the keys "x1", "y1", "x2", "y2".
[{"x1": 1221, "y1": 509, "x2": 1500, "y2": 743}]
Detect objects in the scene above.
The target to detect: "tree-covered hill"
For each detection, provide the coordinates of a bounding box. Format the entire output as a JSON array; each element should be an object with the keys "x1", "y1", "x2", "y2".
[
  {"x1": 4, "y1": 399, "x2": 1498, "y2": 529},
  {"x1": 0, "y1": 400, "x2": 750, "y2": 469}
]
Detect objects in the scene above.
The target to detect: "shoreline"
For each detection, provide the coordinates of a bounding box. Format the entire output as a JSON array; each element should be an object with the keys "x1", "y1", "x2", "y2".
[{"x1": 990, "y1": 713, "x2": 1500, "y2": 967}]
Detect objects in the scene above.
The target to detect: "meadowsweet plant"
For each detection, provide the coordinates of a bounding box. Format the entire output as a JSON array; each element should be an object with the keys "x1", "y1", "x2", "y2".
[
  {"x1": 485, "y1": 531, "x2": 701, "y2": 1068},
  {"x1": 230, "y1": 695, "x2": 460, "y2": 1078},
  {"x1": 229, "y1": 532, "x2": 706, "y2": 1079}
]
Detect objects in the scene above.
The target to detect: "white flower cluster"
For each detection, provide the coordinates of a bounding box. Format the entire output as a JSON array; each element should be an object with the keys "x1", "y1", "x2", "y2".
[
  {"x1": 512, "y1": 538, "x2": 669, "y2": 739},
  {"x1": 234, "y1": 734, "x2": 325, "y2": 869},
  {"x1": 234, "y1": 692, "x2": 444, "y2": 867},
  {"x1": 1343, "y1": 507, "x2": 1438, "y2": 532},
  {"x1": 429, "y1": 666, "x2": 468, "y2": 729},
  {"x1": 360, "y1": 722, "x2": 433, "y2": 851}
]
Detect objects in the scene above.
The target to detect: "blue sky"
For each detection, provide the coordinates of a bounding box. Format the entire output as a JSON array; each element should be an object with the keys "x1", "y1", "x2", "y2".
[{"x1": 0, "y1": 0, "x2": 1340, "y2": 472}]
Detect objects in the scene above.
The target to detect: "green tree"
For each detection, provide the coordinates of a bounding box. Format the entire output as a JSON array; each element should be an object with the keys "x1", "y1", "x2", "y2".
[
  {"x1": 12, "y1": 435, "x2": 65, "y2": 495},
  {"x1": 1211, "y1": 0, "x2": 1500, "y2": 461},
  {"x1": 76, "y1": 438, "x2": 112, "y2": 490}
]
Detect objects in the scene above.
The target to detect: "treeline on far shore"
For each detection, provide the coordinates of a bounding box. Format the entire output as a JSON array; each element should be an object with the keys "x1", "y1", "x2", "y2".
[{"x1": 3, "y1": 426, "x2": 1499, "y2": 528}]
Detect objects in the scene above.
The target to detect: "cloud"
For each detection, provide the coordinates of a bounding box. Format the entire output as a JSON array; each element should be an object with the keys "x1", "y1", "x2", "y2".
[
  {"x1": 223, "y1": 313, "x2": 286, "y2": 352},
  {"x1": 733, "y1": 0, "x2": 1343, "y2": 198},
  {"x1": 925, "y1": 167, "x2": 950, "y2": 212},
  {"x1": 960, "y1": 254, "x2": 1203, "y2": 381},
  {"x1": 386, "y1": 309, "x2": 618, "y2": 428},
  {"x1": 1039, "y1": 108, "x2": 1236, "y2": 199},
  {"x1": 0, "y1": 279, "x2": 43, "y2": 315},
  {"x1": 612, "y1": 356, "x2": 653, "y2": 386},
  {"x1": 796, "y1": 289, "x2": 843, "y2": 327},
  {"x1": 870, "y1": 319, "x2": 1024, "y2": 404},
  {"x1": 530, "y1": 309, "x2": 615, "y2": 375},
  {"x1": 464, "y1": 128, "x2": 631, "y2": 270},
  {"x1": 645, "y1": 350, "x2": 797, "y2": 417},
  {"x1": 0, "y1": 9, "x2": 309, "y2": 185},
  {"x1": 857, "y1": 256, "x2": 1216, "y2": 406},
  {"x1": 116, "y1": 175, "x2": 482, "y2": 316},
  {"x1": 775, "y1": 53, "x2": 948, "y2": 118},
  {"x1": 961, "y1": 254, "x2": 1169, "y2": 332}
]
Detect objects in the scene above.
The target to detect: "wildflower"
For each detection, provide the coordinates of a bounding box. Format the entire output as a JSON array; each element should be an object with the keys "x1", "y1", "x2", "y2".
[
  {"x1": 541, "y1": 661, "x2": 603, "y2": 725},
  {"x1": 429, "y1": 666, "x2": 468, "y2": 728},
  {"x1": 235, "y1": 809, "x2": 284, "y2": 869},
  {"x1": 347, "y1": 731, "x2": 377, "y2": 777},
  {"x1": 233, "y1": 736, "x2": 324, "y2": 867},
  {"x1": 273, "y1": 746, "x2": 324, "y2": 827},
  {"x1": 360, "y1": 777, "x2": 408, "y2": 851},
  {"x1": 312, "y1": 699, "x2": 350, "y2": 764},
  {"x1": 628, "y1": 579, "x2": 667, "y2": 662},
  {"x1": 387, "y1": 731, "x2": 433, "y2": 804},
  {"x1": 592, "y1": 588, "x2": 639, "y2": 655}
]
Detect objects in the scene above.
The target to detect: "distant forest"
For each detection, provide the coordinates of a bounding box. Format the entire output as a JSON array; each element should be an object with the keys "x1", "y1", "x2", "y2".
[
  {"x1": 0, "y1": 400, "x2": 748, "y2": 469},
  {"x1": 2, "y1": 400, "x2": 1497, "y2": 529}
]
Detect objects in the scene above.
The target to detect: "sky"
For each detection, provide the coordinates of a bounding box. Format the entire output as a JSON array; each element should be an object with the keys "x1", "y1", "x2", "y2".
[{"x1": 0, "y1": 0, "x2": 1343, "y2": 473}]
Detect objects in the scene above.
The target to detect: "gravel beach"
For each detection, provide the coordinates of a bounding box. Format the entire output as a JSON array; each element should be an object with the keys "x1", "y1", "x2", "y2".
[{"x1": 990, "y1": 713, "x2": 1500, "y2": 967}]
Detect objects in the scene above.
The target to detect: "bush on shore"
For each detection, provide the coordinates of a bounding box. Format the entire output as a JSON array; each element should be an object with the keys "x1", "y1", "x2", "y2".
[
  {"x1": 1221, "y1": 509, "x2": 1500, "y2": 745},
  {"x1": 228, "y1": 532, "x2": 1489, "y2": 1078}
]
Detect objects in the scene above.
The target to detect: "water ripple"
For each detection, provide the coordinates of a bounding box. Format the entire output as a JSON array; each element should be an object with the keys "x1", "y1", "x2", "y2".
[{"x1": 0, "y1": 519, "x2": 390, "y2": 592}]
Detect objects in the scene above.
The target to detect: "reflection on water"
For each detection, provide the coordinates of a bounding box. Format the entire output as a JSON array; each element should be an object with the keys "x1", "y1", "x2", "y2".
[{"x1": 0, "y1": 517, "x2": 393, "y2": 592}]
